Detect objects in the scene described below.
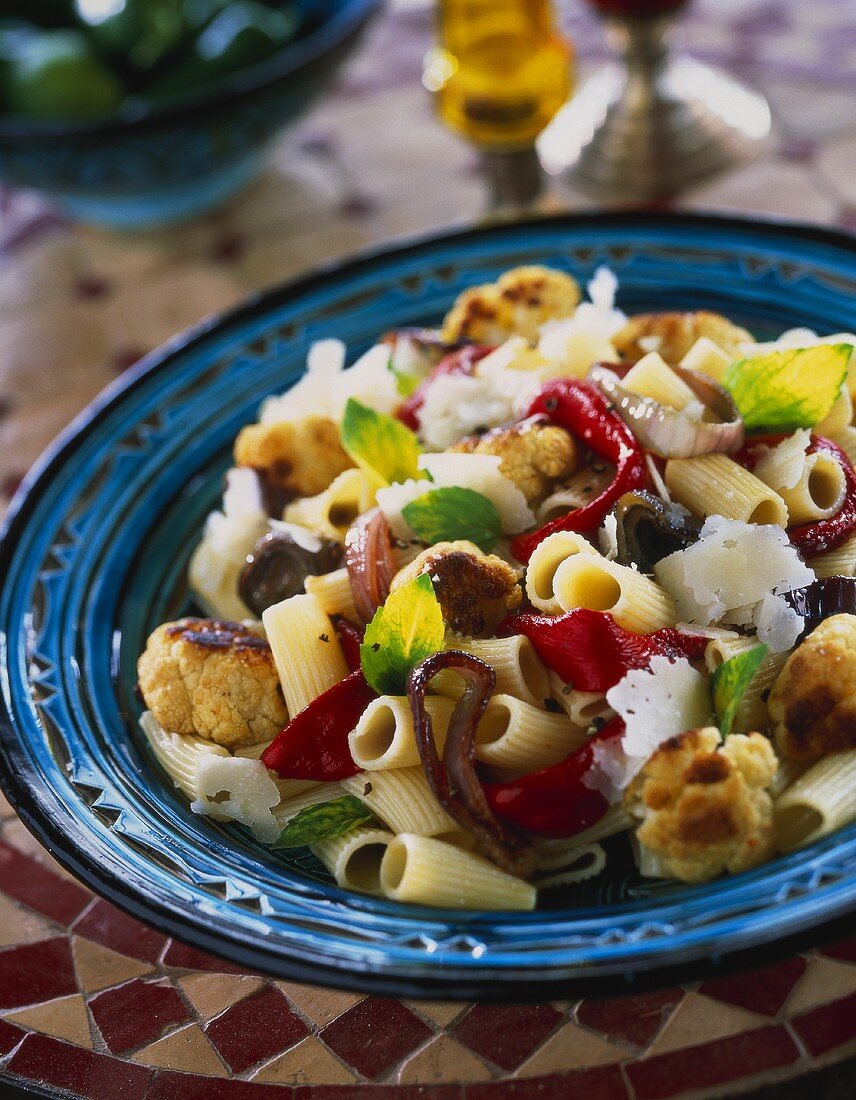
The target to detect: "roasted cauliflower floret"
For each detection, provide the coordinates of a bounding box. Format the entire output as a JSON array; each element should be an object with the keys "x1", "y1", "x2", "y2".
[
  {"x1": 769, "y1": 614, "x2": 856, "y2": 762},
  {"x1": 450, "y1": 416, "x2": 578, "y2": 505},
  {"x1": 613, "y1": 311, "x2": 754, "y2": 365},
  {"x1": 441, "y1": 266, "x2": 580, "y2": 345},
  {"x1": 624, "y1": 727, "x2": 778, "y2": 884},
  {"x1": 234, "y1": 415, "x2": 353, "y2": 508},
  {"x1": 138, "y1": 618, "x2": 288, "y2": 749},
  {"x1": 391, "y1": 540, "x2": 522, "y2": 637}
]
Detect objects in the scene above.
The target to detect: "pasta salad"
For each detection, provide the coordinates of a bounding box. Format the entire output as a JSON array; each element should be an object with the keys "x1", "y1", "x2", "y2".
[{"x1": 137, "y1": 264, "x2": 856, "y2": 911}]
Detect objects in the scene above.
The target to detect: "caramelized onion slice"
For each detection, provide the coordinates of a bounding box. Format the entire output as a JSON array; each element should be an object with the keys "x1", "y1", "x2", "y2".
[
  {"x1": 589, "y1": 364, "x2": 744, "y2": 459},
  {"x1": 781, "y1": 576, "x2": 856, "y2": 636},
  {"x1": 407, "y1": 651, "x2": 537, "y2": 878},
  {"x1": 345, "y1": 508, "x2": 396, "y2": 623}
]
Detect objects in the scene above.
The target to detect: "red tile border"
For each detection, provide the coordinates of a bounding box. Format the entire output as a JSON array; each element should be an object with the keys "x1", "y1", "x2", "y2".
[
  {"x1": 0, "y1": 840, "x2": 90, "y2": 925},
  {"x1": 625, "y1": 1023, "x2": 801, "y2": 1100},
  {"x1": 576, "y1": 988, "x2": 683, "y2": 1047},
  {"x1": 147, "y1": 1070, "x2": 294, "y2": 1100},
  {"x1": 205, "y1": 984, "x2": 308, "y2": 1074},
  {"x1": 698, "y1": 957, "x2": 807, "y2": 1017},
  {"x1": 161, "y1": 939, "x2": 254, "y2": 975},
  {"x1": 465, "y1": 1064, "x2": 629, "y2": 1100},
  {"x1": 0, "y1": 936, "x2": 77, "y2": 1010},
  {"x1": 790, "y1": 991, "x2": 856, "y2": 1056},
  {"x1": 5, "y1": 1033, "x2": 153, "y2": 1099},
  {"x1": 296, "y1": 1088, "x2": 463, "y2": 1100},
  {"x1": 321, "y1": 997, "x2": 433, "y2": 1080},
  {"x1": 453, "y1": 1003, "x2": 564, "y2": 1071},
  {"x1": 89, "y1": 978, "x2": 190, "y2": 1054},
  {"x1": 71, "y1": 899, "x2": 168, "y2": 964},
  {"x1": 0, "y1": 1018, "x2": 24, "y2": 1057}
]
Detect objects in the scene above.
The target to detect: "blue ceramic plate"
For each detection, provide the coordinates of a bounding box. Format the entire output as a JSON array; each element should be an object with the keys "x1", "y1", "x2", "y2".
[{"x1": 1, "y1": 213, "x2": 855, "y2": 1000}]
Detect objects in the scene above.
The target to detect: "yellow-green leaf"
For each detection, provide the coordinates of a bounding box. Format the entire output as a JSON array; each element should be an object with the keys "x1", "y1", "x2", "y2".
[
  {"x1": 340, "y1": 398, "x2": 422, "y2": 485},
  {"x1": 360, "y1": 574, "x2": 445, "y2": 695},
  {"x1": 723, "y1": 345, "x2": 851, "y2": 432},
  {"x1": 711, "y1": 644, "x2": 768, "y2": 738}
]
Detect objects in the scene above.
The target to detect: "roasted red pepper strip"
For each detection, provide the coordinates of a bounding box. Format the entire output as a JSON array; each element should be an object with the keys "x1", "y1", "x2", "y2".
[
  {"x1": 261, "y1": 670, "x2": 375, "y2": 781},
  {"x1": 396, "y1": 344, "x2": 493, "y2": 430},
  {"x1": 736, "y1": 433, "x2": 856, "y2": 558},
  {"x1": 332, "y1": 616, "x2": 365, "y2": 672},
  {"x1": 497, "y1": 608, "x2": 707, "y2": 693},
  {"x1": 511, "y1": 379, "x2": 647, "y2": 563},
  {"x1": 484, "y1": 717, "x2": 625, "y2": 838}
]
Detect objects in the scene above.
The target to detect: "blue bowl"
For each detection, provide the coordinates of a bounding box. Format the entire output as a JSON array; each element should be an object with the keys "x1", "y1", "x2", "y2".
[
  {"x1": 1, "y1": 212, "x2": 855, "y2": 1000},
  {"x1": 0, "y1": 0, "x2": 381, "y2": 229}
]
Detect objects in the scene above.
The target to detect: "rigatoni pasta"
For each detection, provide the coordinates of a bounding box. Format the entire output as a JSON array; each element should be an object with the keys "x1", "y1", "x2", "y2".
[
  {"x1": 666, "y1": 454, "x2": 789, "y2": 526},
  {"x1": 263, "y1": 593, "x2": 348, "y2": 715}
]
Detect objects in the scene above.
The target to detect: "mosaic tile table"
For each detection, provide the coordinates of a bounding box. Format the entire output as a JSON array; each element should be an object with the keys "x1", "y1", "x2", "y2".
[{"x1": 1, "y1": 1, "x2": 856, "y2": 1097}]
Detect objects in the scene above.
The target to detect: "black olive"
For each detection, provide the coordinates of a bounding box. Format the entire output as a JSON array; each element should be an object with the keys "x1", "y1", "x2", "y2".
[
  {"x1": 614, "y1": 491, "x2": 703, "y2": 573},
  {"x1": 238, "y1": 531, "x2": 342, "y2": 617},
  {"x1": 781, "y1": 577, "x2": 856, "y2": 638}
]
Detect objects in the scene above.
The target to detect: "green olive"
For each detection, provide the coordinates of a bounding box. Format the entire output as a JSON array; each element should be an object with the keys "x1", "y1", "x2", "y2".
[
  {"x1": 74, "y1": 0, "x2": 187, "y2": 73},
  {"x1": 149, "y1": 1, "x2": 301, "y2": 96},
  {"x1": 4, "y1": 29, "x2": 124, "y2": 116}
]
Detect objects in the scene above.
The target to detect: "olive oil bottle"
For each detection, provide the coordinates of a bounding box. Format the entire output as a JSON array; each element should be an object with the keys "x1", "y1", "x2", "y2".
[{"x1": 424, "y1": 0, "x2": 572, "y2": 152}]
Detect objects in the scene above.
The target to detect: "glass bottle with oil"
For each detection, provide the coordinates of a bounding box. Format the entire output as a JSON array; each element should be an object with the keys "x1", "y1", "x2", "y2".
[{"x1": 425, "y1": 0, "x2": 573, "y2": 152}]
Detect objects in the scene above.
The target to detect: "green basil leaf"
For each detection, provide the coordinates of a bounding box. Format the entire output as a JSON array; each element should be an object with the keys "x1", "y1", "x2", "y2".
[
  {"x1": 723, "y1": 345, "x2": 851, "y2": 432},
  {"x1": 340, "y1": 398, "x2": 422, "y2": 485},
  {"x1": 360, "y1": 573, "x2": 445, "y2": 695},
  {"x1": 711, "y1": 643, "x2": 768, "y2": 738},
  {"x1": 402, "y1": 486, "x2": 503, "y2": 554},
  {"x1": 272, "y1": 795, "x2": 372, "y2": 849}
]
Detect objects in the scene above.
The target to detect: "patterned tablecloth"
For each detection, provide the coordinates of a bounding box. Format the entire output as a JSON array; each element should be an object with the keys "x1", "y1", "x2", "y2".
[{"x1": 1, "y1": 1, "x2": 856, "y2": 1097}]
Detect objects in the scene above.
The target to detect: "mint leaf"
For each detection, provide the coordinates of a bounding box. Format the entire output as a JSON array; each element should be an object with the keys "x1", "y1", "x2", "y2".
[
  {"x1": 711, "y1": 644, "x2": 768, "y2": 738},
  {"x1": 723, "y1": 345, "x2": 851, "y2": 432},
  {"x1": 340, "y1": 398, "x2": 422, "y2": 485},
  {"x1": 272, "y1": 795, "x2": 372, "y2": 849},
  {"x1": 387, "y1": 357, "x2": 421, "y2": 398},
  {"x1": 402, "y1": 486, "x2": 503, "y2": 554},
  {"x1": 360, "y1": 574, "x2": 445, "y2": 695}
]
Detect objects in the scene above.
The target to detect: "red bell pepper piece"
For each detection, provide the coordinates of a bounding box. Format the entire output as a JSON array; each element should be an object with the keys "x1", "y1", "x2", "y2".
[
  {"x1": 261, "y1": 670, "x2": 376, "y2": 781},
  {"x1": 511, "y1": 379, "x2": 647, "y2": 563},
  {"x1": 332, "y1": 616, "x2": 364, "y2": 672},
  {"x1": 498, "y1": 608, "x2": 707, "y2": 693},
  {"x1": 396, "y1": 344, "x2": 493, "y2": 430},
  {"x1": 736, "y1": 433, "x2": 856, "y2": 559},
  {"x1": 484, "y1": 717, "x2": 625, "y2": 838}
]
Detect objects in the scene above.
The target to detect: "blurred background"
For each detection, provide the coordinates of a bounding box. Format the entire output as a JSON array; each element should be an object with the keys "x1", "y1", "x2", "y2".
[{"x1": 0, "y1": 0, "x2": 853, "y2": 512}]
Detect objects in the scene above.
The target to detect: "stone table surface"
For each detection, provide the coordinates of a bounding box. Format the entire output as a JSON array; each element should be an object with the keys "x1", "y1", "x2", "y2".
[{"x1": 0, "y1": 1, "x2": 855, "y2": 1097}]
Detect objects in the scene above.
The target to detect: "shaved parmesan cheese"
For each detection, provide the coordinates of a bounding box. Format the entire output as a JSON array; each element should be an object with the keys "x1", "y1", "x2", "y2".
[
  {"x1": 654, "y1": 516, "x2": 814, "y2": 627},
  {"x1": 754, "y1": 593, "x2": 804, "y2": 652},
  {"x1": 599, "y1": 512, "x2": 619, "y2": 560},
  {"x1": 261, "y1": 339, "x2": 345, "y2": 423},
  {"x1": 191, "y1": 756, "x2": 281, "y2": 843},
  {"x1": 754, "y1": 429, "x2": 811, "y2": 492},
  {"x1": 188, "y1": 467, "x2": 269, "y2": 621},
  {"x1": 418, "y1": 373, "x2": 518, "y2": 449},
  {"x1": 588, "y1": 657, "x2": 712, "y2": 801},
  {"x1": 537, "y1": 266, "x2": 625, "y2": 375},
  {"x1": 330, "y1": 344, "x2": 399, "y2": 419}
]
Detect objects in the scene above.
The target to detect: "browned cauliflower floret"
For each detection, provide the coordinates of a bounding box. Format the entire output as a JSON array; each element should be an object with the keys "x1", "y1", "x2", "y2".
[
  {"x1": 391, "y1": 540, "x2": 522, "y2": 637},
  {"x1": 234, "y1": 416, "x2": 353, "y2": 508},
  {"x1": 138, "y1": 618, "x2": 288, "y2": 749},
  {"x1": 441, "y1": 266, "x2": 580, "y2": 345},
  {"x1": 624, "y1": 727, "x2": 778, "y2": 884},
  {"x1": 768, "y1": 614, "x2": 856, "y2": 762},
  {"x1": 450, "y1": 416, "x2": 578, "y2": 506},
  {"x1": 613, "y1": 311, "x2": 754, "y2": 365}
]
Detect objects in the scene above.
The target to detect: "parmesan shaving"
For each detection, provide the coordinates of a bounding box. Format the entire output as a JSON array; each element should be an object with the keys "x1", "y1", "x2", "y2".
[
  {"x1": 653, "y1": 516, "x2": 814, "y2": 627},
  {"x1": 588, "y1": 656, "x2": 712, "y2": 802},
  {"x1": 754, "y1": 429, "x2": 811, "y2": 491},
  {"x1": 191, "y1": 756, "x2": 281, "y2": 843}
]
